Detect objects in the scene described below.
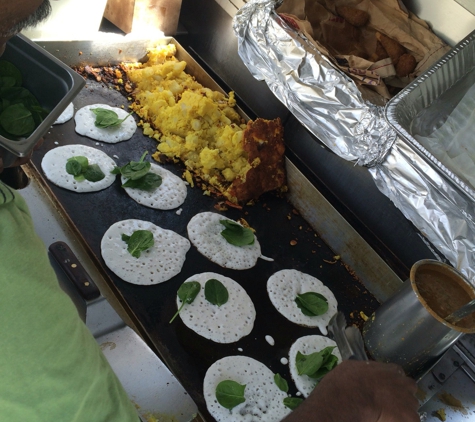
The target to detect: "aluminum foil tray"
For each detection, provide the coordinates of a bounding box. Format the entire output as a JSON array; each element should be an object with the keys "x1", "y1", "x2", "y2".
[{"x1": 385, "y1": 30, "x2": 475, "y2": 201}]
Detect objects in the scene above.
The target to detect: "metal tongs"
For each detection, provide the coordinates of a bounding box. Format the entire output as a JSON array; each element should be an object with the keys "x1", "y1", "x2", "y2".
[{"x1": 327, "y1": 311, "x2": 368, "y2": 361}]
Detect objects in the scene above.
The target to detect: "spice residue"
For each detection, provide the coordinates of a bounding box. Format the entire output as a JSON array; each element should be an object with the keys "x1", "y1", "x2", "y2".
[{"x1": 438, "y1": 391, "x2": 467, "y2": 415}]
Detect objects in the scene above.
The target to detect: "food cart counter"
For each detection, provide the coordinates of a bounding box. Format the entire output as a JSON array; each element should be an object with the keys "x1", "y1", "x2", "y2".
[{"x1": 10, "y1": 0, "x2": 475, "y2": 420}]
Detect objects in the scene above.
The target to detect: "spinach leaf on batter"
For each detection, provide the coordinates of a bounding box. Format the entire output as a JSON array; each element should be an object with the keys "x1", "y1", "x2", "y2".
[
  {"x1": 296, "y1": 346, "x2": 338, "y2": 379},
  {"x1": 91, "y1": 107, "x2": 133, "y2": 128},
  {"x1": 220, "y1": 219, "x2": 254, "y2": 246},
  {"x1": 112, "y1": 151, "x2": 162, "y2": 191},
  {"x1": 215, "y1": 380, "x2": 246, "y2": 410},
  {"x1": 295, "y1": 292, "x2": 328, "y2": 316},
  {"x1": 204, "y1": 278, "x2": 229, "y2": 307},
  {"x1": 66, "y1": 156, "x2": 105, "y2": 182},
  {"x1": 121, "y1": 229, "x2": 154, "y2": 258},
  {"x1": 169, "y1": 281, "x2": 201, "y2": 323},
  {"x1": 283, "y1": 397, "x2": 303, "y2": 410}
]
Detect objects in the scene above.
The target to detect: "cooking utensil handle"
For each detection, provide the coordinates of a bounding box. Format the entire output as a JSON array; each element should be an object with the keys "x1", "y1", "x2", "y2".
[
  {"x1": 49, "y1": 241, "x2": 101, "y2": 302},
  {"x1": 445, "y1": 298, "x2": 475, "y2": 324}
]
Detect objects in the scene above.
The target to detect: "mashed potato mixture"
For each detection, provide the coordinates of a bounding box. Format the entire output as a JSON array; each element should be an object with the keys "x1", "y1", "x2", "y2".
[{"x1": 124, "y1": 44, "x2": 285, "y2": 204}]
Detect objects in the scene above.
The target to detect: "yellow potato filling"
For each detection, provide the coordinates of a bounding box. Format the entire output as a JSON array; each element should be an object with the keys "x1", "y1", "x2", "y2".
[{"x1": 124, "y1": 44, "x2": 248, "y2": 198}]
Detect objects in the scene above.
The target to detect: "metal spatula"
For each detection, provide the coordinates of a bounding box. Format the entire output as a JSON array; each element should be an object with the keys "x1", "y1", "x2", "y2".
[
  {"x1": 445, "y1": 298, "x2": 475, "y2": 324},
  {"x1": 327, "y1": 311, "x2": 367, "y2": 361}
]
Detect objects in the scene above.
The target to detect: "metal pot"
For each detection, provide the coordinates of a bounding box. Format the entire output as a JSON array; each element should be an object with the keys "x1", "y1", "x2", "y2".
[{"x1": 363, "y1": 259, "x2": 475, "y2": 377}]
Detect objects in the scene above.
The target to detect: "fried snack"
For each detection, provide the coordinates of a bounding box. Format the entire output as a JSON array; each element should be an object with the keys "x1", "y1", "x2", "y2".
[
  {"x1": 335, "y1": 6, "x2": 369, "y2": 27},
  {"x1": 325, "y1": 20, "x2": 365, "y2": 57},
  {"x1": 369, "y1": 40, "x2": 389, "y2": 62},
  {"x1": 375, "y1": 32, "x2": 406, "y2": 65},
  {"x1": 396, "y1": 53, "x2": 417, "y2": 76},
  {"x1": 228, "y1": 118, "x2": 286, "y2": 203}
]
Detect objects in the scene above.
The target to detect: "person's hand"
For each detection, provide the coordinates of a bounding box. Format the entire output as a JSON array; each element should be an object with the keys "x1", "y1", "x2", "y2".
[{"x1": 283, "y1": 360, "x2": 420, "y2": 422}]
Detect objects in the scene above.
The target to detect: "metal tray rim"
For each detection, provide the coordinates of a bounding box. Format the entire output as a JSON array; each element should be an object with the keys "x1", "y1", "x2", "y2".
[
  {"x1": 0, "y1": 34, "x2": 85, "y2": 159},
  {"x1": 384, "y1": 30, "x2": 475, "y2": 202}
]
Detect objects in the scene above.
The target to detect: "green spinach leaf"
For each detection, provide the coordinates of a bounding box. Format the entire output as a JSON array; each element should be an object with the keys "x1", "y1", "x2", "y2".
[
  {"x1": 295, "y1": 292, "x2": 328, "y2": 316},
  {"x1": 66, "y1": 159, "x2": 84, "y2": 177},
  {"x1": 121, "y1": 230, "x2": 154, "y2": 258},
  {"x1": 0, "y1": 62, "x2": 49, "y2": 140},
  {"x1": 68, "y1": 156, "x2": 89, "y2": 170},
  {"x1": 0, "y1": 76, "x2": 17, "y2": 88},
  {"x1": 215, "y1": 380, "x2": 246, "y2": 410},
  {"x1": 112, "y1": 151, "x2": 151, "y2": 180},
  {"x1": 83, "y1": 164, "x2": 106, "y2": 182},
  {"x1": 169, "y1": 281, "x2": 201, "y2": 323},
  {"x1": 220, "y1": 219, "x2": 255, "y2": 246},
  {"x1": 91, "y1": 107, "x2": 133, "y2": 128},
  {"x1": 66, "y1": 156, "x2": 105, "y2": 182},
  {"x1": 0, "y1": 103, "x2": 35, "y2": 136},
  {"x1": 273, "y1": 373, "x2": 289, "y2": 393},
  {"x1": 121, "y1": 172, "x2": 162, "y2": 191},
  {"x1": 113, "y1": 152, "x2": 164, "y2": 192},
  {"x1": 296, "y1": 346, "x2": 338, "y2": 379},
  {"x1": 204, "y1": 278, "x2": 229, "y2": 307},
  {"x1": 0, "y1": 61, "x2": 22, "y2": 86},
  {"x1": 283, "y1": 397, "x2": 303, "y2": 410}
]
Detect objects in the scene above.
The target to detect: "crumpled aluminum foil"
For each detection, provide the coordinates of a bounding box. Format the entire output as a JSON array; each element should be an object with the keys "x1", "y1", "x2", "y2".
[{"x1": 233, "y1": 0, "x2": 475, "y2": 284}]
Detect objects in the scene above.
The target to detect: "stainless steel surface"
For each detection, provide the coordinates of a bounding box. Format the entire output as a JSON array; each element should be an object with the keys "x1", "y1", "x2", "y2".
[
  {"x1": 446, "y1": 298, "x2": 475, "y2": 325},
  {"x1": 35, "y1": 35, "x2": 172, "y2": 67},
  {"x1": 385, "y1": 30, "x2": 475, "y2": 203},
  {"x1": 404, "y1": 0, "x2": 475, "y2": 46},
  {"x1": 328, "y1": 312, "x2": 367, "y2": 361},
  {"x1": 0, "y1": 34, "x2": 85, "y2": 166},
  {"x1": 286, "y1": 160, "x2": 403, "y2": 301},
  {"x1": 94, "y1": 305, "x2": 198, "y2": 422},
  {"x1": 417, "y1": 343, "x2": 475, "y2": 420},
  {"x1": 363, "y1": 260, "x2": 474, "y2": 378}
]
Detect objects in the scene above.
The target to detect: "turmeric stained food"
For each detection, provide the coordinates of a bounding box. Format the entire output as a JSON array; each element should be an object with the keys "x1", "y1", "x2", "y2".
[{"x1": 124, "y1": 44, "x2": 286, "y2": 204}]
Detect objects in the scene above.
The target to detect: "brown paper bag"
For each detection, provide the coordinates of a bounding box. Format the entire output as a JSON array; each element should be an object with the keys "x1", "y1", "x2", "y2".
[{"x1": 277, "y1": 0, "x2": 450, "y2": 100}]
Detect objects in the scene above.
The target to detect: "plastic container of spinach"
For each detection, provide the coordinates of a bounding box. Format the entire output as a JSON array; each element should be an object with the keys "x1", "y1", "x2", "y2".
[{"x1": 0, "y1": 34, "x2": 85, "y2": 167}]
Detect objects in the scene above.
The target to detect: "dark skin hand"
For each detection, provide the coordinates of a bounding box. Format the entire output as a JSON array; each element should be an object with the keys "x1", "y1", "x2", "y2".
[{"x1": 282, "y1": 360, "x2": 420, "y2": 422}]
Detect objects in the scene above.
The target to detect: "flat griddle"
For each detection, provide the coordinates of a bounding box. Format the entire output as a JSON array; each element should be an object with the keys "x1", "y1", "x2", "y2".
[{"x1": 30, "y1": 78, "x2": 379, "y2": 421}]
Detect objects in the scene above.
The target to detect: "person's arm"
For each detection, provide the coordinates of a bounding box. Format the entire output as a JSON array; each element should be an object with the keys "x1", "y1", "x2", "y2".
[{"x1": 283, "y1": 360, "x2": 420, "y2": 422}]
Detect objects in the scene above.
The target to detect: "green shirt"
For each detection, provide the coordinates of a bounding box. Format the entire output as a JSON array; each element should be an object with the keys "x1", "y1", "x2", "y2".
[{"x1": 0, "y1": 181, "x2": 139, "y2": 421}]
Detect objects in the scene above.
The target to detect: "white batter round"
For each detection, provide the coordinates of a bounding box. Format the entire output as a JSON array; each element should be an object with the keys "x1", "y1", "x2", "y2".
[
  {"x1": 41, "y1": 144, "x2": 116, "y2": 193},
  {"x1": 122, "y1": 162, "x2": 187, "y2": 210},
  {"x1": 288, "y1": 335, "x2": 342, "y2": 398},
  {"x1": 54, "y1": 102, "x2": 74, "y2": 124},
  {"x1": 176, "y1": 272, "x2": 256, "y2": 343},
  {"x1": 101, "y1": 219, "x2": 190, "y2": 285},
  {"x1": 203, "y1": 355, "x2": 291, "y2": 422},
  {"x1": 187, "y1": 212, "x2": 262, "y2": 270},
  {"x1": 75, "y1": 103, "x2": 137, "y2": 143},
  {"x1": 267, "y1": 269, "x2": 337, "y2": 335}
]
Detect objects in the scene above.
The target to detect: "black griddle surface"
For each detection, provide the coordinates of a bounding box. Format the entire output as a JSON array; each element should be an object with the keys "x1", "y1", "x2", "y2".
[{"x1": 31, "y1": 80, "x2": 379, "y2": 421}]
